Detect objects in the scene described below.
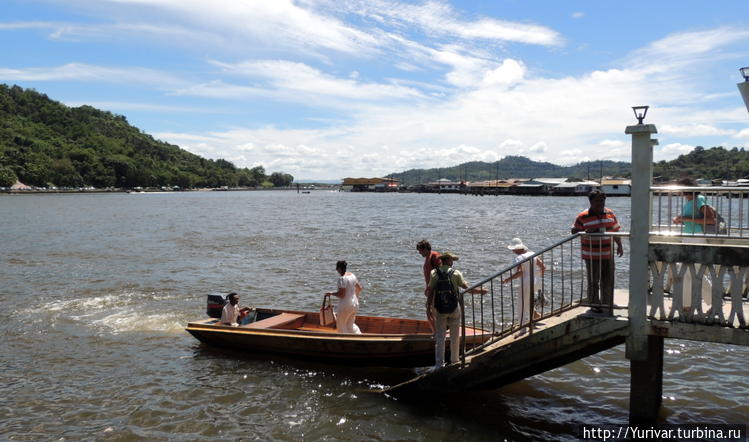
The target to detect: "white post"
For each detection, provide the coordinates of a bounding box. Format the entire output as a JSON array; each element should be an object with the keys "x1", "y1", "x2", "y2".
[
  {"x1": 625, "y1": 123, "x2": 657, "y2": 360},
  {"x1": 738, "y1": 81, "x2": 749, "y2": 115}
]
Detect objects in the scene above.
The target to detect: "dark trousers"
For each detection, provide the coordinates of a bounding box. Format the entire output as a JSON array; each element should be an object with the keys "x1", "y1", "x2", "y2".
[{"x1": 585, "y1": 258, "x2": 614, "y2": 311}]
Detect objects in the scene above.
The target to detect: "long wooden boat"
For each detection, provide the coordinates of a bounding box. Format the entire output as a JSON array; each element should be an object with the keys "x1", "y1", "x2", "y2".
[{"x1": 186, "y1": 307, "x2": 492, "y2": 367}]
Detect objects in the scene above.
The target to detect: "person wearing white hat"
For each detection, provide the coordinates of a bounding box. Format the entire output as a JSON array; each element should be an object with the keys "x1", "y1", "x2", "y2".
[{"x1": 502, "y1": 238, "x2": 545, "y2": 331}]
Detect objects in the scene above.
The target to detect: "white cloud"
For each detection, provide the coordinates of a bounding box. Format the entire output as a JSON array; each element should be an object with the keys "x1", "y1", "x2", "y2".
[
  {"x1": 0, "y1": 63, "x2": 186, "y2": 87},
  {"x1": 654, "y1": 143, "x2": 695, "y2": 162},
  {"x1": 571, "y1": 12, "x2": 584, "y2": 19},
  {"x1": 6, "y1": 2, "x2": 749, "y2": 179},
  {"x1": 210, "y1": 59, "x2": 426, "y2": 102},
  {"x1": 599, "y1": 139, "x2": 626, "y2": 148},
  {"x1": 0, "y1": 21, "x2": 56, "y2": 30},
  {"x1": 322, "y1": 0, "x2": 563, "y2": 46},
  {"x1": 499, "y1": 139, "x2": 524, "y2": 149},
  {"x1": 482, "y1": 59, "x2": 526, "y2": 87},
  {"x1": 100, "y1": 0, "x2": 382, "y2": 56},
  {"x1": 660, "y1": 124, "x2": 736, "y2": 137},
  {"x1": 627, "y1": 27, "x2": 749, "y2": 76},
  {"x1": 133, "y1": 25, "x2": 749, "y2": 177},
  {"x1": 158, "y1": 24, "x2": 747, "y2": 178}
]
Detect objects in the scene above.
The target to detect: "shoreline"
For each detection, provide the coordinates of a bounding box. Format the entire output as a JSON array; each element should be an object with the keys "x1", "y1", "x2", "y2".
[
  {"x1": 0, "y1": 187, "x2": 314, "y2": 195},
  {"x1": 1, "y1": 188, "x2": 632, "y2": 197}
]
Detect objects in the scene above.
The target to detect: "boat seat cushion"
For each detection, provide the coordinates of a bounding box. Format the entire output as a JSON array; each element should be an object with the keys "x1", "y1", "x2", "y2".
[{"x1": 244, "y1": 313, "x2": 305, "y2": 329}]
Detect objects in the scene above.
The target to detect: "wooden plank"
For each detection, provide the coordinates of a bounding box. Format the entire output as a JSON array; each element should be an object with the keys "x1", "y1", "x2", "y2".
[{"x1": 245, "y1": 313, "x2": 305, "y2": 330}]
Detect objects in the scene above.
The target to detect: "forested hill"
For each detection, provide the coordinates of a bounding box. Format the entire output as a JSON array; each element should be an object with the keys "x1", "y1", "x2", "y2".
[
  {"x1": 388, "y1": 147, "x2": 749, "y2": 185},
  {"x1": 0, "y1": 84, "x2": 293, "y2": 188},
  {"x1": 652, "y1": 146, "x2": 749, "y2": 180},
  {"x1": 387, "y1": 156, "x2": 631, "y2": 185}
]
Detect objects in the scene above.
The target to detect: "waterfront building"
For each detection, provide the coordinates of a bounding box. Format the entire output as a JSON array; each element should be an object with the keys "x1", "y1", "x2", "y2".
[
  {"x1": 425, "y1": 178, "x2": 462, "y2": 192},
  {"x1": 341, "y1": 177, "x2": 399, "y2": 192},
  {"x1": 549, "y1": 180, "x2": 599, "y2": 195},
  {"x1": 465, "y1": 179, "x2": 520, "y2": 194},
  {"x1": 527, "y1": 177, "x2": 568, "y2": 192},
  {"x1": 601, "y1": 178, "x2": 631, "y2": 195}
]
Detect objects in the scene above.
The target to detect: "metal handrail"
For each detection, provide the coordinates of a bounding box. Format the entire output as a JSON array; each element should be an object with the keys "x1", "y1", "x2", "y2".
[
  {"x1": 458, "y1": 233, "x2": 617, "y2": 364},
  {"x1": 462, "y1": 233, "x2": 582, "y2": 294}
]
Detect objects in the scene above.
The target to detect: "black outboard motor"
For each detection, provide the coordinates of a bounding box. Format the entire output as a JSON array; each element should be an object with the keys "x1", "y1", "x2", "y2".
[{"x1": 207, "y1": 294, "x2": 227, "y2": 318}]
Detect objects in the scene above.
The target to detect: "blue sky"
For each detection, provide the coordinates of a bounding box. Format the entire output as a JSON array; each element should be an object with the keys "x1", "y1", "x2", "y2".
[{"x1": 2, "y1": 1, "x2": 749, "y2": 180}]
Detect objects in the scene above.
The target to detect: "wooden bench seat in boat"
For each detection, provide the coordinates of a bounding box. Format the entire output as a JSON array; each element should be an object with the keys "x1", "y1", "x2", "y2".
[{"x1": 244, "y1": 313, "x2": 305, "y2": 330}]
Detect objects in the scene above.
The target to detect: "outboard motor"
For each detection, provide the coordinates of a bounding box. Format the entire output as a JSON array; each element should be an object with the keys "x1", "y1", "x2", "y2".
[{"x1": 207, "y1": 294, "x2": 227, "y2": 318}]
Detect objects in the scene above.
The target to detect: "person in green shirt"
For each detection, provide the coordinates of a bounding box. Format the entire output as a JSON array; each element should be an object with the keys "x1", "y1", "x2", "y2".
[{"x1": 672, "y1": 177, "x2": 716, "y2": 234}]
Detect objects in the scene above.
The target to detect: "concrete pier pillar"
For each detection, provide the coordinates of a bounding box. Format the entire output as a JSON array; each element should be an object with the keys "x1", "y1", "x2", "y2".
[
  {"x1": 625, "y1": 117, "x2": 660, "y2": 423},
  {"x1": 629, "y1": 335, "x2": 664, "y2": 423},
  {"x1": 625, "y1": 122, "x2": 657, "y2": 360}
]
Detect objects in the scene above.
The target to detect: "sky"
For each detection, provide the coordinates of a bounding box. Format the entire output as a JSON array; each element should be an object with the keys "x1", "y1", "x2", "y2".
[{"x1": 2, "y1": 1, "x2": 749, "y2": 180}]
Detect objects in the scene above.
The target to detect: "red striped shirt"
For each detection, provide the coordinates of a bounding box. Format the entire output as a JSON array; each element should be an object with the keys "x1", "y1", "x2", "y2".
[{"x1": 573, "y1": 208, "x2": 621, "y2": 260}]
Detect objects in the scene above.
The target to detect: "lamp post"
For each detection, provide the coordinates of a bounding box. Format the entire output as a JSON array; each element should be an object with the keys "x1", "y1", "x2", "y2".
[
  {"x1": 625, "y1": 106, "x2": 657, "y2": 355},
  {"x1": 625, "y1": 106, "x2": 660, "y2": 423},
  {"x1": 738, "y1": 67, "x2": 749, "y2": 115}
]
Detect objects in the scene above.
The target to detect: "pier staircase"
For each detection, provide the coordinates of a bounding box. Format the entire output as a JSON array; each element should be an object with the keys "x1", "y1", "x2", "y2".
[
  {"x1": 385, "y1": 233, "x2": 631, "y2": 395},
  {"x1": 387, "y1": 308, "x2": 629, "y2": 396}
]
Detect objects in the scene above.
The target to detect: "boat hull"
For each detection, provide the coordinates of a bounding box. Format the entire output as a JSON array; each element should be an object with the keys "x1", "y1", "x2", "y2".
[{"x1": 186, "y1": 308, "x2": 491, "y2": 367}]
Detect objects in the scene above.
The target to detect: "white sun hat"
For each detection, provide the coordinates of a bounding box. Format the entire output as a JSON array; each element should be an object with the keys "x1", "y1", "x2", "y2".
[{"x1": 507, "y1": 237, "x2": 527, "y2": 251}]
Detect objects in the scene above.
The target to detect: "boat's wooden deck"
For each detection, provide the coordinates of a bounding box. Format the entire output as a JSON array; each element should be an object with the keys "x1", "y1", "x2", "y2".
[
  {"x1": 193, "y1": 310, "x2": 490, "y2": 337},
  {"x1": 244, "y1": 313, "x2": 305, "y2": 330},
  {"x1": 297, "y1": 323, "x2": 337, "y2": 332}
]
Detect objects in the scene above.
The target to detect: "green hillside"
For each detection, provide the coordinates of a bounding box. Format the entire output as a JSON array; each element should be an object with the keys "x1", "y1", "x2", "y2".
[
  {"x1": 0, "y1": 84, "x2": 293, "y2": 189},
  {"x1": 388, "y1": 155, "x2": 631, "y2": 185},
  {"x1": 388, "y1": 148, "x2": 749, "y2": 185},
  {"x1": 652, "y1": 146, "x2": 749, "y2": 180}
]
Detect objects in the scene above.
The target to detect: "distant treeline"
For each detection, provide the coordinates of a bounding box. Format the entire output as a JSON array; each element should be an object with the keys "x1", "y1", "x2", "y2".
[
  {"x1": 652, "y1": 146, "x2": 749, "y2": 181},
  {"x1": 0, "y1": 84, "x2": 293, "y2": 189},
  {"x1": 388, "y1": 156, "x2": 631, "y2": 185},
  {"x1": 388, "y1": 148, "x2": 749, "y2": 185}
]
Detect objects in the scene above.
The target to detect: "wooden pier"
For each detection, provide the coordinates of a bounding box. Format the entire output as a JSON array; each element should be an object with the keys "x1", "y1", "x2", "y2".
[
  {"x1": 385, "y1": 290, "x2": 749, "y2": 396},
  {"x1": 383, "y1": 119, "x2": 749, "y2": 423},
  {"x1": 385, "y1": 300, "x2": 629, "y2": 395}
]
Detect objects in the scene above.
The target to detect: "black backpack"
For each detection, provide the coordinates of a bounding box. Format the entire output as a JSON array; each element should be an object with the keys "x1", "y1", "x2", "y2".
[{"x1": 434, "y1": 268, "x2": 458, "y2": 313}]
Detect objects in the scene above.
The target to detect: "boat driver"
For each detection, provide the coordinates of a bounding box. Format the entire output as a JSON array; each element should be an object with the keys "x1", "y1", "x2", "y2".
[{"x1": 220, "y1": 293, "x2": 252, "y2": 326}]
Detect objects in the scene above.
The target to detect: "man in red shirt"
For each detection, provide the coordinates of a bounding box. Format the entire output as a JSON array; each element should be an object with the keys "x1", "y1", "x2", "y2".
[
  {"x1": 417, "y1": 239, "x2": 441, "y2": 329},
  {"x1": 571, "y1": 190, "x2": 624, "y2": 315}
]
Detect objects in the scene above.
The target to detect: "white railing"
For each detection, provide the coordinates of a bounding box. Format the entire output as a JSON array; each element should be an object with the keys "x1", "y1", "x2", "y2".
[
  {"x1": 651, "y1": 186, "x2": 749, "y2": 237},
  {"x1": 648, "y1": 244, "x2": 748, "y2": 328},
  {"x1": 649, "y1": 186, "x2": 749, "y2": 328}
]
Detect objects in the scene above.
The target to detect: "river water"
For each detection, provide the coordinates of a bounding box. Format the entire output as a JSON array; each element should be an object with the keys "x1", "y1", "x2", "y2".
[{"x1": 1, "y1": 191, "x2": 746, "y2": 441}]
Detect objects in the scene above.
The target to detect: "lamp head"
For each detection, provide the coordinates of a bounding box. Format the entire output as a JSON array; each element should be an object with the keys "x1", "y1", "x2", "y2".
[
  {"x1": 741, "y1": 67, "x2": 749, "y2": 82},
  {"x1": 632, "y1": 105, "x2": 649, "y2": 124}
]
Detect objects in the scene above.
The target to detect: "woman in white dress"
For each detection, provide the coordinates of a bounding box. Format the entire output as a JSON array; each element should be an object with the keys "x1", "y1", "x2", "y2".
[
  {"x1": 325, "y1": 260, "x2": 363, "y2": 334},
  {"x1": 502, "y1": 238, "x2": 546, "y2": 327}
]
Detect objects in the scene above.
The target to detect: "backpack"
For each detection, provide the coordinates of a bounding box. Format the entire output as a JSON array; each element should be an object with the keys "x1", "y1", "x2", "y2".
[
  {"x1": 704, "y1": 205, "x2": 727, "y2": 234},
  {"x1": 433, "y1": 268, "x2": 459, "y2": 314}
]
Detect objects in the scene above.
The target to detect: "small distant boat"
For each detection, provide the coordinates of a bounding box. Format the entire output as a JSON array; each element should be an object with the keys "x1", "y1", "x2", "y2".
[{"x1": 186, "y1": 297, "x2": 491, "y2": 367}]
